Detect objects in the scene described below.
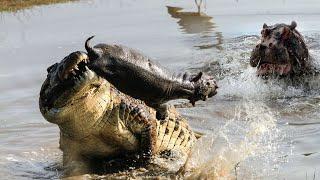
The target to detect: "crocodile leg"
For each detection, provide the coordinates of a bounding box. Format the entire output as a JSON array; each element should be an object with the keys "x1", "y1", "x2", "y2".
[{"x1": 119, "y1": 100, "x2": 157, "y2": 158}]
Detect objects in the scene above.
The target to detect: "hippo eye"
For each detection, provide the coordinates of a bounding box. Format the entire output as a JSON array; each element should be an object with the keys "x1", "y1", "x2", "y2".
[{"x1": 206, "y1": 82, "x2": 210, "y2": 85}]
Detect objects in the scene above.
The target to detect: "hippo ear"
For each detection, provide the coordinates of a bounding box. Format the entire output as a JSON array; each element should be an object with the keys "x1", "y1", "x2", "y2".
[
  {"x1": 290, "y1": 21, "x2": 297, "y2": 30},
  {"x1": 263, "y1": 23, "x2": 268, "y2": 29},
  {"x1": 191, "y1": 72, "x2": 203, "y2": 82},
  {"x1": 282, "y1": 27, "x2": 290, "y2": 40}
]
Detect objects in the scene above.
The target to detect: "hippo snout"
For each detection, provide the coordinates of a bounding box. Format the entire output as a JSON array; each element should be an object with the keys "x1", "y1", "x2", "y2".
[{"x1": 250, "y1": 44, "x2": 263, "y2": 67}]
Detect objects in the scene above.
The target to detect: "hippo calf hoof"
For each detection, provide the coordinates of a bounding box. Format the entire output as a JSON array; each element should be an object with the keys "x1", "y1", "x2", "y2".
[
  {"x1": 189, "y1": 72, "x2": 218, "y2": 106},
  {"x1": 156, "y1": 110, "x2": 168, "y2": 120}
]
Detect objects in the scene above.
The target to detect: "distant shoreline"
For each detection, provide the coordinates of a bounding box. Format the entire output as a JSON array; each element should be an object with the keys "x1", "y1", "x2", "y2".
[{"x1": 0, "y1": 0, "x2": 77, "y2": 12}]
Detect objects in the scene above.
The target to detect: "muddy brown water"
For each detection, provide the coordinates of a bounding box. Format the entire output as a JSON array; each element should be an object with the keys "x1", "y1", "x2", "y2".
[{"x1": 1, "y1": 0, "x2": 320, "y2": 179}]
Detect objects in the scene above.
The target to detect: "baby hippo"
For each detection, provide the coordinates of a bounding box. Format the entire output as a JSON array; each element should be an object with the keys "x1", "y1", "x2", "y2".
[{"x1": 85, "y1": 36, "x2": 218, "y2": 120}]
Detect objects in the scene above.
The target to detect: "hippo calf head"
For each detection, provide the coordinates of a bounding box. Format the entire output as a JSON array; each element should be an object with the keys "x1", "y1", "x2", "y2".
[
  {"x1": 188, "y1": 72, "x2": 218, "y2": 105},
  {"x1": 250, "y1": 21, "x2": 309, "y2": 77}
]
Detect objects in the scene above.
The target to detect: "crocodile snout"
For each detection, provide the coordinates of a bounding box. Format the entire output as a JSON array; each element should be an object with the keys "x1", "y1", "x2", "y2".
[{"x1": 58, "y1": 51, "x2": 89, "y2": 80}]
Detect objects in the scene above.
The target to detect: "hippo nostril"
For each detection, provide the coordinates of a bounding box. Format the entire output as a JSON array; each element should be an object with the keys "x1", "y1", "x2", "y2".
[
  {"x1": 259, "y1": 45, "x2": 267, "y2": 50},
  {"x1": 269, "y1": 43, "x2": 273, "y2": 47}
]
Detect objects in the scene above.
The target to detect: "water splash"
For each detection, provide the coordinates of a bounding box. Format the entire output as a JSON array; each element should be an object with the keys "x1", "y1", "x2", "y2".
[
  {"x1": 188, "y1": 34, "x2": 320, "y2": 101},
  {"x1": 0, "y1": 147, "x2": 62, "y2": 179},
  {"x1": 183, "y1": 101, "x2": 285, "y2": 179}
]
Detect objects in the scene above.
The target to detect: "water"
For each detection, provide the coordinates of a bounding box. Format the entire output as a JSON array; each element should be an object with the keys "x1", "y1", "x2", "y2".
[{"x1": 1, "y1": 0, "x2": 320, "y2": 179}]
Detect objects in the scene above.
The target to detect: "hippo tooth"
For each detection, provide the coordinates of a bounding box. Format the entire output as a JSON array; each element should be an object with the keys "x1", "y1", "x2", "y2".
[
  {"x1": 71, "y1": 70, "x2": 76, "y2": 75},
  {"x1": 74, "y1": 66, "x2": 79, "y2": 70},
  {"x1": 85, "y1": 66, "x2": 90, "y2": 71},
  {"x1": 279, "y1": 66, "x2": 284, "y2": 75}
]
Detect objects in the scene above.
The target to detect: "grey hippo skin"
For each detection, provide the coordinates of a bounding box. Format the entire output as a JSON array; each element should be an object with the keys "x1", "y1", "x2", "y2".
[
  {"x1": 250, "y1": 21, "x2": 312, "y2": 78},
  {"x1": 85, "y1": 36, "x2": 218, "y2": 120},
  {"x1": 39, "y1": 51, "x2": 199, "y2": 176}
]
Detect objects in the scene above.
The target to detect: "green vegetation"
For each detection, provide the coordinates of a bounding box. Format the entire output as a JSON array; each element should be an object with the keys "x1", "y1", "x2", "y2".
[{"x1": 0, "y1": 0, "x2": 77, "y2": 12}]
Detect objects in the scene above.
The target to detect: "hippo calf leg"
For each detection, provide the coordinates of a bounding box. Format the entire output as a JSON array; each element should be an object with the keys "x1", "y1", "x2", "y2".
[{"x1": 152, "y1": 104, "x2": 169, "y2": 120}]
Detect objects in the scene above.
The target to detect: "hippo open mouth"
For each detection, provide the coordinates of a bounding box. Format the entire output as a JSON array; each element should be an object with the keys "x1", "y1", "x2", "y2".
[
  {"x1": 257, "y1": 63, "x2": 292, "y2": 76},
  {"x1": 250, "y1": 21, "x2": 309, "y2": 77}
]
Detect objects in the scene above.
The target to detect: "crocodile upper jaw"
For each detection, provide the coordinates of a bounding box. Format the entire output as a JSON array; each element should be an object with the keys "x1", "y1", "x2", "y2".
[{"x1": 39, "y1": 51, "x2": 108, "y2": 124}]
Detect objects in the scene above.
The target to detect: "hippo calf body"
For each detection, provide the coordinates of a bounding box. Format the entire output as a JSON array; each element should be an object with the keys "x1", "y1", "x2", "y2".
[{"x1": 85, "y1": 36, "x2": 218, "y2": 119}]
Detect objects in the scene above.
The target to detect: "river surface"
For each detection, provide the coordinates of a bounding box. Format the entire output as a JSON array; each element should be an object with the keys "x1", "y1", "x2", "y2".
[{"x1": 1, "y1": 0, "x2": 320, "y2": 179}]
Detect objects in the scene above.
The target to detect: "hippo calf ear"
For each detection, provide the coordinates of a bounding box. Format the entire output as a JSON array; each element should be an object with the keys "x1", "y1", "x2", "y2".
[
  {"x1": 263, "y1": 23, "x2": 268, "y2": 29},
  {"x1": 182, "y1": 72, "x2": 190, "y2": 81},
  {"x1": 47, "y1": 63, "x2": 58, "y2": 73},
  {"x1": 191, "y1": 72, "x2": 203, "y2": 82},
  {"x1": 290, "y1": 21, "x2": 297, "y2": 30}
]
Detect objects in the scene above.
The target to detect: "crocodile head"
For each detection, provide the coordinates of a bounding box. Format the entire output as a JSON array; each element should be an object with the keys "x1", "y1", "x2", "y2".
[
  {"x1": 250, "y1": 21, "x2": 309, "y2": 77},
  {"x1": 39, "y1": 51, "x2": 110, "y2": 134}
]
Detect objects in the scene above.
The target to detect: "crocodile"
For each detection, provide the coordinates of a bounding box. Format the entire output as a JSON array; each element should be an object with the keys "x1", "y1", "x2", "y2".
[
  {"x1": 85, "y1": 36, "x2": 218, "y2": 120},
  {"x1": 250, "y1": 21, "x2": 312, "y2": 78},
  {"x1": 39, "y1": 51, "x2": 199, "y2": 176}
]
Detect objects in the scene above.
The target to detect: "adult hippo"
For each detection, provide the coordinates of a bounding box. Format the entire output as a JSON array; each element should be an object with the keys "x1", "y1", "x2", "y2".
[{"x1": 250, "y1": 21, "x2": 312, "y2": 78}]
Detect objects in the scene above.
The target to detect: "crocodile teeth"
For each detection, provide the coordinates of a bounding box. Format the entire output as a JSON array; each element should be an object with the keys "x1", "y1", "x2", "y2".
[
  {"x1": 71, "y1": 70, "x2": 76, "y2": 75},
  {"x1": 79, "y1": 76, "x2": 85, "y2": 81},
  {"x1": 87, "y1": 69, "x2": 95, "y2": 79},
  {"x1": 74, "y1": 77, "x2": 81, "y2": 85}
]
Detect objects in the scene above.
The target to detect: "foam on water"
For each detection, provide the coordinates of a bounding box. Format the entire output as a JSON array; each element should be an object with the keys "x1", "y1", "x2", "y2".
[
  {"x1": 0, "y1": 146, "x2": 61, "y2": 179},
  {"x1": 182, "y1": 101, "x2": 286, "y2": 179}
]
